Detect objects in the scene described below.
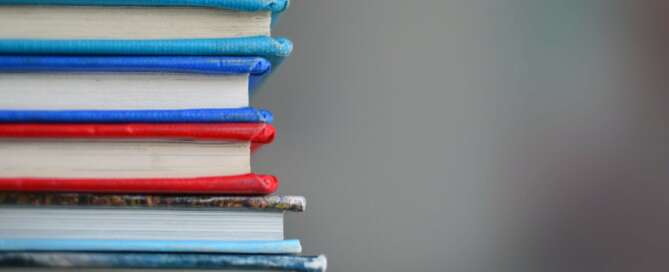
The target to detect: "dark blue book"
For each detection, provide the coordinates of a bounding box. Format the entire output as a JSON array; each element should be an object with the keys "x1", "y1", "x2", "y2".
[
  {"x1": 0, "y1": 56, "x2": 272, "y2": 111},
  {"x1": 0, "y1": 252, "x2": 327, "y2": 272},
  {"x1": 0, "y1": 107, "x2": 272, "y2": 123}
]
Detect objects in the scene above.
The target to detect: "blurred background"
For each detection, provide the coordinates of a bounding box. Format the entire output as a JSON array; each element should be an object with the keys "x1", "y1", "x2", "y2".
[{"x1": 254, "y1": 1, "x2": 668, "y2": 271}]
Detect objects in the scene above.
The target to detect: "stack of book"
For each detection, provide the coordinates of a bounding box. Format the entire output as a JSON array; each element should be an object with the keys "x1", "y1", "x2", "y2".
[{"x1": 0, "y1": 0, "x2": 326, "y2": 271}]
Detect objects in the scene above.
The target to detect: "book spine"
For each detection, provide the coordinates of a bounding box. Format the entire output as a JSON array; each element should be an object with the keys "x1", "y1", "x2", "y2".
[
  {"x1": 0, "y1": 36, "x2": 293, "y2": 58},
  {"x1": 0, "y1": 193, "x2": 306, "y2": 212},
  {"x1": 0, "y1": 0, "x2": 291, "y2": 13},
  {"x1": 0, "y1": 174, "x2": 278, "y2": 195},
  {"x1": 0, "y1": 123, "x2": 275, "y2": 143},
  {"x1": 0, "y1": 108, "x2": 273, "y2": 123},
  {"x1": 0, "y1": 56, "x2": 271, "y2": 75}
]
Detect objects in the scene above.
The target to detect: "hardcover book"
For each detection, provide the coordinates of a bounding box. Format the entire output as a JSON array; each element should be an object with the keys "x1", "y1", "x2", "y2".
[
  {"x1": 0, "y1": 240, "x2": 302, "y2": 254},
  {"x1": 0, "y1": 173, "x2": 278, "y2": 195},
  {"x1": 0, "y1": 194, "x2": 304, "y2": 244},
  {"x1": 0, "y1": 123, "x2": 274, "y2": 178},
  {"x1": 0, "y1": 56, "x2": 271, "y2": 110},
  {"x1": 0, "y1": 193, "x2": 305, "y2": 211},
  {"x1": 0, "y1": 36, "x2": 292, "y2": 65},
  {"x1": 0, "y1": 252, "x2": 326, "y2": 272},
  {"x1": 0, "y1": 107, "x2": 272, "y2": 123},
  {"x1": 0, "y1": 0, "x2": 289, "y2": 38}
]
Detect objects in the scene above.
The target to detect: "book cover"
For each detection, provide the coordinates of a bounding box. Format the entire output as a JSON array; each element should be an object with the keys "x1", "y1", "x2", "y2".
[
  {"x1": 0, "y1": 0, "x2": 291, "y2": 14},
  {"x1": 0, "y1": 193, "x2": 306, "y2": 212},
  {"x1": 0, "y1": 107, "x2": 273, "y2": 123},
  {"x1": 0, "y1": 173, "x2": 278, "y2": 195},
  {"x1": 0, "y1": 240, "x2": 303, "y2": 254},
  {"x1": 0, "y1": 123, "x2": 275, "y2": 142},
  {"x1": 0, "y1": 36, "x2": 292, "y2": 66},
  {"x1": 0, "y1": 56, "x2": 271, "y2": 90},
  {"x1": 0, "y1": 252, "x2": 326, "y2": 271}
]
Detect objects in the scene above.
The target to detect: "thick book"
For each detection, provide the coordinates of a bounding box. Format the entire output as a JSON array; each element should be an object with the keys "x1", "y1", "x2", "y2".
[
  {"x1": 0, "y1": 194, "x2": 304, "y2": 242},
  {"x1": 0, "y1": 123, "x2": 275, "y2": 178},
  {"x1": 0, "y1": 252, "x2": 326, "y2": 272},
  {"x1": 0, "y1": 107, "x2": 272, "y2": 123},
  {"x1": 0, "y1": 56, "x2": 271, "y2": 109},
  {"x1": 0, "y1": 0, "x2": 289, "y2": 38},
  {"x1": 0, "y1": 36, "x2": 292, "y2": 65}
]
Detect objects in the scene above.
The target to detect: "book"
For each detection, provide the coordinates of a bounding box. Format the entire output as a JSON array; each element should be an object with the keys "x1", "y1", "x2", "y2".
[
  {"x1": 0, "y1": 0, "x2": 290, "y2": 14},
  {"x1": 0, "y1": 56, "x2": 271, "y2": 110},
  {"x1": 0, "y1": 0, "x2": 289, "y2": 39},
  {"x1": 0, "y1": 107, "x2": 272, "y2": 123},
  {"x1": 0, "y1": 240, "x2": 302, "y2": 254},
  {"x1": 0, "y1": 192, "x2": 305, "y2": 211},
  {"x1": 0, "y1": 252, "x2": 326, "y2": 272},
  {"x1": 0, "y1": 173, "x2": 279, "y2": 195},
  {"x1": 0, "y1": 123, "x2": 274, "y2": 178},
  {"x1": 0, "y1": 36, "x2": 292, "y2": 65},
  {"x1": 0, "y1": 194, "x2": 304, "y2": 243}
]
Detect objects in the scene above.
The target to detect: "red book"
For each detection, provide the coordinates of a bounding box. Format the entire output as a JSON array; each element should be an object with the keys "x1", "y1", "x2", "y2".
[
  {"x1": 0, "y1": 174, "x2": 278, "y2": 195},
  {"x1": 0, "y1": 123, "x2": 278, "y2": 195},
  {"x1": 0, "y1": 123, "x2": 275, "y2": 151}
]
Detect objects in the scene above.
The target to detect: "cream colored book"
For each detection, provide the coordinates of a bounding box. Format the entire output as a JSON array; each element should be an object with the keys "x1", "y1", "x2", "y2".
[{"x1": 0, "y1": 5, "x2": 271, "y2": 39}]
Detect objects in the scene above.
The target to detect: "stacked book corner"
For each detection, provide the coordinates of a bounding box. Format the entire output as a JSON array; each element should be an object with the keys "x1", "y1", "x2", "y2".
[{"x1": 0, "y1": 0, "x2": 326, "y2": 271}]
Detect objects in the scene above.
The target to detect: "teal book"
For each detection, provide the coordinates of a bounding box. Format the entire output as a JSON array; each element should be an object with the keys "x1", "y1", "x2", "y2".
[
  {"x1": 0, "y1": 37, "x2": 292, "y2": 66},
  {"x1": 0, "y1": 1, "x2": 292, "y2": 64},
  {"x1": 0, "y1": 0, "x2": 289, "y2": 26}
]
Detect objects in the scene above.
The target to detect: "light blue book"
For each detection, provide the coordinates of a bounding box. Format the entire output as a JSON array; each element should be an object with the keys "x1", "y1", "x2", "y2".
[{"x1": 0, "y1": 239, "x2": 302, "y2": 254}]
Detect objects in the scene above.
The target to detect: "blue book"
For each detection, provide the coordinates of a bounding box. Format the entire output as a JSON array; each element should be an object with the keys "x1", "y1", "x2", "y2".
[
  {"x1": 0, "y1": 107, "x2": 273, "y2": 123},
  {"x1": 0, "y1": 0, "x2": 290, "y2": 14},
  {"x1": 0, "y1": 252, "x2": 326, "y2": 272},
  {"x1": 0, "y1": 239, "x2": 302, "y2": 254},
  {"x1": 0, "y1": 0, "x2": 293, "y2": 65},
  {"x1": 0, "y1": 55, "x2": 271, "y2": 89},
  {"x1": 0, "y1": 56, "x2": 272, "y2": 110},
  {"x1": 0, "y1": 55, "x2": 271, "y2": 76},
  {"x1": 0, "y1": 37, "x2": 292, "y2": 66}
]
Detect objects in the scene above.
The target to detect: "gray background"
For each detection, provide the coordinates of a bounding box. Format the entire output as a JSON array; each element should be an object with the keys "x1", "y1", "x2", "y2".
[{"x1": 254, "y1": 1, "x2": 668, "y2": 271}]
